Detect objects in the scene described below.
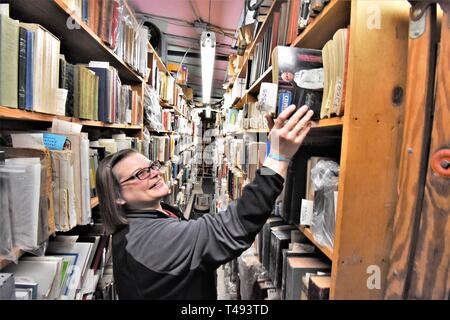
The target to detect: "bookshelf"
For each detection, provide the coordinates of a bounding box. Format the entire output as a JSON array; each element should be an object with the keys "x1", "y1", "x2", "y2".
[
  {"x1": 6, "y1": 0, "x2": 144, "y2": 83},
  {"x1": 0, "y1": 106, "x2": 143, "y2": 130},
  {"x1": 224, "y1": 0, "x2": 411, "y2": 300},
  {"x1": 232, "y1": 67, "x2": 273, "y2": 109},
  {"x1": 299, "y1": 226, "x2": 333, "y2": 260},
  {"x1": 0, "y1": 0, "x2": 155, "y2": 295},
  {"x1": 291, "y1": 0, "x2": 351, "y2": 49},
  {"x1": 230, "y1": 0, "x2": 280, "y2": 84},
  {"x1": 311, "y1": 117, "x2": 344, "y2": 129}
]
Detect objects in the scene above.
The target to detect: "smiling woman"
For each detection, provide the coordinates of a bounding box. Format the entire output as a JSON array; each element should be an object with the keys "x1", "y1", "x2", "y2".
[{"x1": 93, "y1": 105, "x2": 313, "y2": 300}]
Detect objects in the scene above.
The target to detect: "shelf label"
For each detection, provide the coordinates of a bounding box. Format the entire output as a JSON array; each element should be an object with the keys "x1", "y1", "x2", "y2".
[
  {"x1": 300, "y1": 199, "x2": 314, "y2": 226},
  {"x1": 44, "y1": 133, "x2": 68, "y2": 151}
]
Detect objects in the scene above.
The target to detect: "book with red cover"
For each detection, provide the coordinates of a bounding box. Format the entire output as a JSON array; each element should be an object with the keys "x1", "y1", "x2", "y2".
[{"x1": 287, "y1": 0, "x2": 300, "y2": 45}]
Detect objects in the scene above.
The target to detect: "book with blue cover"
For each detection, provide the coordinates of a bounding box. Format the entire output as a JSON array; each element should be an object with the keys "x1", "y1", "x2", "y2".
[{"x1": 272, "y1": 46, "x2": 323, "y2": 120}]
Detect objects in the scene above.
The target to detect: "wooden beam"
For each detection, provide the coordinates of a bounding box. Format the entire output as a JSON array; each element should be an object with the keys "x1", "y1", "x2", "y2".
[
  {"x1": 406, "y1": 6, "x2": 450, "y2": 299},
  {"x1": 384, "y1": 4, "x2": 438, "y2": 300},
  {"x1": 332, "y1": 0, "x2": 409, "y2": 299}
]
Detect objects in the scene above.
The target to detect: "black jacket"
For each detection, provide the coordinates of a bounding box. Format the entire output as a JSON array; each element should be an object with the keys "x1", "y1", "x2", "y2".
[{"x1": 112, "y1": 167, "x2": 284, "y2": 300}]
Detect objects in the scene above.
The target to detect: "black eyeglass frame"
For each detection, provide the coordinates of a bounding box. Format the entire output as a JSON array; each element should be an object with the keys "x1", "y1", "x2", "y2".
[{"x1": 119, "y1": 161, "x2": 162, "y2": 185}]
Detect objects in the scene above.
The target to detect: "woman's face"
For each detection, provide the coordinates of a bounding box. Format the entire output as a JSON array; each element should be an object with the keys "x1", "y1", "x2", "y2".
[{"x1": 112, "y1": 153, "x2": 169, "y2": 209}]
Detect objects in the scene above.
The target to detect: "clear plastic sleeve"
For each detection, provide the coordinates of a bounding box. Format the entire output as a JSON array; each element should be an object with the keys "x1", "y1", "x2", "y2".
[
  {"x1": 0, "y1": 165, "x2": 15, "y2": 262},
  {"x1": 0, "y1": 160, "x2": 47, "y2": 262},
  {"x1": 238, "y1": 247, "x2": 266, "y2": 300},
  {"x1": 310, "y1": 160, "x2": 339, "y2": 249}
]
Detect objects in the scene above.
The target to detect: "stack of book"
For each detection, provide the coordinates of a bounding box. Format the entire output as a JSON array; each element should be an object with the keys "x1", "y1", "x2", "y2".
[
  {"x1": 320, "y1": 28, "x2": 349, "y2": 119},
  {"x1": 2, "y1": 233, "x2": 111, "y2": 300},
  {"x1": 148, "y1": 135, "x2": 173, "y2": 163},
  {"x1": 62, "y1": 0, "x2": 149, "y2": 78},
  {"x1": 0, "y1": 17, "x2": 61, "y2": 114}
]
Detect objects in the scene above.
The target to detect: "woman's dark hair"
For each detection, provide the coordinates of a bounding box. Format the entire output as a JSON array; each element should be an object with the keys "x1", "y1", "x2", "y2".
[{"x1": 96, "y1": 148, "x2": 139, "y2": 234}]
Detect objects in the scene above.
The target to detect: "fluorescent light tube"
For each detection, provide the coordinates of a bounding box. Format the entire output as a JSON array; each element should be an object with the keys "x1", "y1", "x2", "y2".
[{"x1": 201, "y1": 31, "x2": 216, "y2": 104}]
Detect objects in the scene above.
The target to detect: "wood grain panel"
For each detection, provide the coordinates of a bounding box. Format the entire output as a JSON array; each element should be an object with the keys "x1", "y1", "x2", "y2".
[
  {"x1": 384, "y1": 5, "x2": 437, "y2": 300},
  {"x1": 332, "y1": 0, "x2": 409, "y2": 299},
  {"x1": 407, "y1": 8, "x2": 450, "y2": 299}
]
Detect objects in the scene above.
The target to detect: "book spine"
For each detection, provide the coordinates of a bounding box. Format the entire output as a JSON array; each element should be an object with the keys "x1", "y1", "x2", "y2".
[
  {"x1": 18, "y1": 27, "x2": 28, "y2": 109},
  {"x1": 66, "y1": 63, "x2": 75, "y2": 117},
  {"x1": 25, "y1": 31, "x2": 34, "y2": 111}
]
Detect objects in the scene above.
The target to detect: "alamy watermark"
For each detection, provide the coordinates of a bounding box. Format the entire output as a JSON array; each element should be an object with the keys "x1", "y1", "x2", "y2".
[{"x1": 367, "y1": 265, "x2": 381, "y2": 290}]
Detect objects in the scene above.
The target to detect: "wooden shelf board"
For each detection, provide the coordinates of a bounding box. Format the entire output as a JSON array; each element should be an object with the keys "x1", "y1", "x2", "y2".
[
  {"x1": 299, "y1": 225, "x2": 333, "y2": 260},
  {"x1": 6, "y1": 0, "x2": 144, "y2": 84},
  {"x1": 247, "y1": 66, "x2": 273, "y2": 95},
  {"x1": 0, "y1": 106, "x2": 142, "y2": 129},
  {"x1": 291, "y1": 0, "x2": 351, "y2": 49},
  {"x1": 226, "y1": 128, "x2": 269, "y2": 135},
  {"x1": 149, "y1": 42, "x2": 169, "y2": 75},
  {"x1": 90, "y1": 196, "x2": 99, "y2": 209},
  {"x1": 232, "y1": 67, "x2": 273, "y2": 109},
  {"x1": 0, "y1": 247, "x2": 24, "y2": 270},
  {"x1": 148, "y1": 129, "x2": 173, "y2": 134},
  {"x1": 311, "y1": 117, "x2": 344, "y2": 128},
  {"x1": 246, "y1": 128, "x2": 270, "y2": 133},
  {"x1": 159, "y1": 100, "x2": 175, "y2": 109}
]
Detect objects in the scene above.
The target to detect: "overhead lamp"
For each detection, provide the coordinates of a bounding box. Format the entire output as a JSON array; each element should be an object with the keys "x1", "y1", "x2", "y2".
[{"x1": 201, "y1": 31, "x2": 216, "y2": 105}]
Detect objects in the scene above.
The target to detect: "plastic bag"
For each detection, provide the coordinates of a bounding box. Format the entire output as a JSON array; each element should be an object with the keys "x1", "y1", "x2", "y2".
[
  {"x1": 238, "y1": 247, "x2": 267, "y2": 300},
  {"x1": 0, "y1": 160, "x2": 47, "y2": 262},
  {"x1": 0, "y1": 165, "x2": 15, "y2": 261},
  {"x1": 310, "y1": 160, "x2": 339, "y2": 249}
]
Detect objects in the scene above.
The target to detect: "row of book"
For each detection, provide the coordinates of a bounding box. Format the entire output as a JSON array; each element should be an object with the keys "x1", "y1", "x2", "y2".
[
  {"x1": 151, "y1": 135, "x2": 193, "y2": 166},
  {"x1": 247, "y1": 22, "x2": 275, "y2": 88},
  {"x1": 144, "y1": 84, "x2": 194, "y2": 134},
  {"x1": 62, "y1": 0, "x2": 149, "y2": 78},
  {"x1": 252, "y1": 217, "x2": 331, "y2": 300},
  {"x1": 0, "y1": 125, "x2": 150, "y2": 261},
  {"x1": 0, "y1": 16, "x2": 60, "y2": 112},
  {"x1": 278, "y1": 0, "x2": 331, "y2": 46},
  {"x1": 60, "y1": 59, "x2": 143, "y2": 124},
  {"x1": 1, "y1": 233, "x2": 111, "y2": 300},
  {"x1": 151, "y1": 59, "x2": 193, "y2": 114},
  {"x1": 270, "y1": 38, "x2": 348, "y2": 120},
  {"x1": 281, "y1": 146, "x2": 340, "y2": 250},
  {"x1": 0, "y1": 11, "x2": 144, "y2": 124}
]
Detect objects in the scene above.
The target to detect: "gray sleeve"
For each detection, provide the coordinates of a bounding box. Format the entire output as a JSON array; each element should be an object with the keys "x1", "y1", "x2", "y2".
[{"x1": 125, "y1": 167, "x2": 284, "y2": 275}]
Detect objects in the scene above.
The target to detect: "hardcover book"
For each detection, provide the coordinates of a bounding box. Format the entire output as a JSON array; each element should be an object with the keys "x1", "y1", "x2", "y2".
[{"x1": 272, "y1": 46, "x2": 323, "y2": 120}]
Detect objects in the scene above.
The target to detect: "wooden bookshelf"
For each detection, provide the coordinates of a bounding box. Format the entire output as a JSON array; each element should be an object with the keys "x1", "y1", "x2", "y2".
[
  {"x1": 148, "y1": 42, "x2": 169, "y2": 75},
  {"x1": 148, "y1": 129, "x2": 174, "y2": 134},
  {"x1": 232, "y1": 67, "x2": 273, "y2": 110},
  {"x1": 221, "y1": 0, "x2": 411, "y2": 300},
  {"x1": 299, "y1": 226, "x2": 333, "y2": 260},
  {"x1": 311, "y1": 117, "x2": 344, "y2": 129},
  {"x1": 159, "y1": 100, "x2": 174, "y2": 109},
  {"x1": 5, "y1": 0, "x2": 144, "y2": 84},
  {"x1": 0, "y1": 247, "x2": 24, "y2": 270},
  {"x1": 90, "y1": 196, "x2": 99, "y2": 209},
  {"x1": 247, "y1": 66, "x2": 273, "y2": 96},
  {"x1": 246, "y1": 128, "x2": 270, "y2": 133},
  {"x1": 291, "y1": 0, "x2": 351, "y2": 50},
  {"x1": 232, "y1": 0, "x2": 280, "y2": 83},
  {"x1": 0, "y1": 106, "x2": 142, "y2": 129}
]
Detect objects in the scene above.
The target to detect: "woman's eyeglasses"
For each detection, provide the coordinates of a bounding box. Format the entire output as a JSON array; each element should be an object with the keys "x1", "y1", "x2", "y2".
[{"x1": 119, "y1": 161, "x2": 162, "y2": 184}]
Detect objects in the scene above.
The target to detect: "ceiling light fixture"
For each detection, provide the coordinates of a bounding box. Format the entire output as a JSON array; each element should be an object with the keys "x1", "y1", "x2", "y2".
[{"x1": 200, "y1": 31, "x2": 216, "y2": 105}]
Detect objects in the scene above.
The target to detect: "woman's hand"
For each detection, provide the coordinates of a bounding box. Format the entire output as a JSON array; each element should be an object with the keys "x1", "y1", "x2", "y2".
[{"x1": 263, "y1": 105, "x2": 314, "y2": 177}]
